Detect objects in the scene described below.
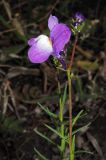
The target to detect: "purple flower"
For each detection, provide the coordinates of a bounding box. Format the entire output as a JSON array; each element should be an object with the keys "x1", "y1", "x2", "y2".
[{"x1": 28, "y1": 15, "x2": 71, "y2": 63}]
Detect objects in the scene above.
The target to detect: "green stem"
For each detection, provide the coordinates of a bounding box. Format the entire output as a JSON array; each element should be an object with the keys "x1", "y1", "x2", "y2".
[
  {"x1": 57, "y1": 69, "x2": 65, "y2": 157},
  {"x1": 67, "y1": 69, "x2": 73, "y2": 159}
]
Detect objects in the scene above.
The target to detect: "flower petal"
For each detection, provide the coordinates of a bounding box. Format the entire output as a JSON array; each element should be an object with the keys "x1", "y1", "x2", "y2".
[
  {"x1": 50, "y1": 23, "x2": 71, "y2": 57},
  {"x1": 28, "y1": 38, "x2": 37, "y2": 46},
  {"x1": 48, "y1": 15, "x2": 59, "y2": 31},
  {"x1": 28, "y1": 35, "x2": 53, "y2": 63}
]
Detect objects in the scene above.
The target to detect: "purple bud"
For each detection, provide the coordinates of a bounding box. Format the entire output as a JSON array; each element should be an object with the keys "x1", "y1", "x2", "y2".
[{"x1": 74, "y1": 12, "x2": 85, "y2": 24}]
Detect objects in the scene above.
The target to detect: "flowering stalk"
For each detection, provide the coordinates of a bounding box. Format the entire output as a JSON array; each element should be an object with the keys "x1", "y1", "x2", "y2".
[
  {"x1": 67, "y1": 35, "x2": 78, "y2": 159},
  {"x1": 67, "y1": 13, "x2": 84, "y2": 158}
]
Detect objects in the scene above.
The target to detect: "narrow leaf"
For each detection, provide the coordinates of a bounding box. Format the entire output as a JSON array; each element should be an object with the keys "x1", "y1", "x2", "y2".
[
  {"x1": 72, "y1": 110, "x2": 84, "y2": 127},
  {"x1": 34, "y1": 147, "x2": 48, "y2": 160},
  {"x1": 61, "y1": 84, "x2": 67, "y2": 107},
  {"x1": 72, "y1": 123, "x2": 90, "y2": 135},
  {"x1": 34, "y1": 128, "x2": 55, "y2": 145},
  {"x1": 44, "y1": 124, "x2": 67, "y2": 140},
  {"x1": 37, "y1": 103, "x2": 57, "y2": 118}
]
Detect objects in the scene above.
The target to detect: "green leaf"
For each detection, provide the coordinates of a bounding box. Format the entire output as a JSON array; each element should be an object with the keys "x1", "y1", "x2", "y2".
[
  {"x1": 72, "y1": 123, "x2": 90, "y2": 135},
  {"x1": 34, "y1": 147, "x2": 48, "y2": 160},
  {"x1": 44, "y1": 124, "x2": 67, "y2": 140},
  {"x1": 37, "y1": 103, "x2": 57, "y2": 118},
  {"x1": 34, "y1": 128, "x2": 55, "y2": 145},
  {"x1": 61, "y1": 84, "x2": 67, "y2": 107},
  {"x1": 45, "y1": 124, "x2": 62, "y2": 137},
  {"x1": 72, "y1": 110, "x2": 84, "y2": 127}
]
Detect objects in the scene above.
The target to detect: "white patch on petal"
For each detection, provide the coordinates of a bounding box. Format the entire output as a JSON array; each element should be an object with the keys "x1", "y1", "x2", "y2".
[{"x1": 36, "y1": 35, "x2": 53, "y2": 53}]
